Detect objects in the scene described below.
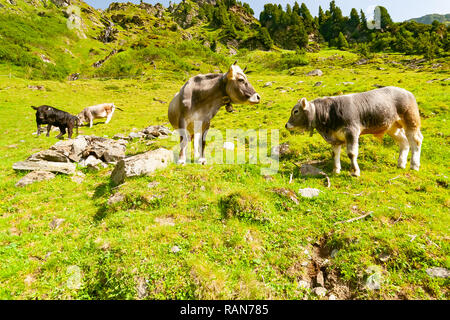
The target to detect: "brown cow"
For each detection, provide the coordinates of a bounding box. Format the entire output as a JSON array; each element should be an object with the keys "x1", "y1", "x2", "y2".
[{"x1": 168, "y1": 62, "x2": 260, "y2": 165}]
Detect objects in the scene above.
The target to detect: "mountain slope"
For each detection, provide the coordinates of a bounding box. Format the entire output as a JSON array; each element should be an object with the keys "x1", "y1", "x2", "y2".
[{"x1": 408, "y1": 13, "x2": 450, "y2": 25}]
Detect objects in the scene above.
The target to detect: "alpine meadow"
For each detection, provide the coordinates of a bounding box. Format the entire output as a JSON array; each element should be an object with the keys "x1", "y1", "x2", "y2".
[{"x1": 0, "y1": 0, "x2": 449, "y2": 301}]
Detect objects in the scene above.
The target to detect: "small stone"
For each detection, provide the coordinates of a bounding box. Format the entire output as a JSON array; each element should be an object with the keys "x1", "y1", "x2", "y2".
[
  {"x1": 170, "y1": 245, "x2": 181, "y2": 253},
  {"x1": 108, "y1": 193, "x2": 125, "y2": 205},
  {"x1": 263, "y1": 82, "x2": 273, "y2": 88},
  {"x1": 316, "y1": 271, "x2": 325, "y2": 287},
  {"x1": 298, "y1": 188, "x2": 321, "y2": 198},
  {"x1": 313, "y1": 287, "x2": 327, "y2": 297},
  {"x1": 49, "y1": 218, "x2": 65, "y2": 230},
  {"x1": 365, "y1": 265, "x2": 382, "y2": 290},
  {"x1": 148, "y1": 181, "x2": 160, "y2": 188},
  {"x1": 314, "y1": 81, "x2": 322, "y2": 87},
  {"x1": 379, "y1": 253, "x2": 390, "y2": 262},
  {"x1": 426, "y1": 267, "x2": 450, "y2": 279},
  {"x1": 307, "y1": 69, "x2": 323, "y2": 76},
  {"x1": 329, "y1": 294, "x2": 337, "y2": 300},
  {"x1": 298, "y1": 280, "x2": 310, "y2": 289}
]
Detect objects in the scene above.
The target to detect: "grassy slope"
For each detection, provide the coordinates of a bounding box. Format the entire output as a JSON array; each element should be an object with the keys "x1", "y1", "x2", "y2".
[{"x1": 0, "y1": 49, "x2": 448, "y2": 300}]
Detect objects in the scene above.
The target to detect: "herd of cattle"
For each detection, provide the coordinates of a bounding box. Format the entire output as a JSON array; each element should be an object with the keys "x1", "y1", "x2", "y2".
[{"x1": 32, "y1": 62, "x2": 423, "y2": 176}]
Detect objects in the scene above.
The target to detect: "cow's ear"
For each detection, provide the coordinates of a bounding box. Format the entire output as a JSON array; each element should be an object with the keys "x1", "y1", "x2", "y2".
[
  {"x1": 243, "y1": 66, "x2": 248, "y2": 73},
  {"x1": 233, "y1": 61, "x2": 238, "y2": 66},
  {"x1": 301, "y1": 98, "x2": 308, "y2": 110}
]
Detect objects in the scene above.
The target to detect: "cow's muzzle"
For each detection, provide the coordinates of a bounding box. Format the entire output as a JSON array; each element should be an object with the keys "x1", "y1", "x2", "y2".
[{"x1": 248, "y1": 93, "x2": 260, "y2": 104}]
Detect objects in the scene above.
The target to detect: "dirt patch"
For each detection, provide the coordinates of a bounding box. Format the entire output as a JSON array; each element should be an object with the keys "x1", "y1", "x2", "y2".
[{"x1": 303, "y1": 237, "x2": 355, "y2": 300}]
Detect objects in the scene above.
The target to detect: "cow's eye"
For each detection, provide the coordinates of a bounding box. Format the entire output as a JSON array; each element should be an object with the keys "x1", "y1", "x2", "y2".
[
  {"x1": 238, "y1": 78, "x2": 245, "y2": 83},
  {"x1": 294, "y1": 110, "x2": 299, "y2": 115}
]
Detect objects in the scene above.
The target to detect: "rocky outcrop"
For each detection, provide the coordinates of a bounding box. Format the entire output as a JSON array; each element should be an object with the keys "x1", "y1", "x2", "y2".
[
  {"x1": 13, "y1": 161, "x2": 76, "y2": 175},
  {"x1": 111, "y1": 148, "x2": 173, "y2": 185}
]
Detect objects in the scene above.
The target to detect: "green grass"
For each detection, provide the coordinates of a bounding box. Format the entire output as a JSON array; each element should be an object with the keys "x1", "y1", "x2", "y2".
[{"x1": 0, "y1": 49, "x2": 448, "y2": 300}]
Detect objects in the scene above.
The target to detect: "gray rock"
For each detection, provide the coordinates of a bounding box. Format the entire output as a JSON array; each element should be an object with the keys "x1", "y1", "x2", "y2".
[
  {"x1": 113, "y1": 133, "x2": 130, "y2": 141},
  {"x1": 365, "y1": 265, "x2": 382, "y2": 290},
  {"x1": 84, "y1": 155, "x2": 102, "y2": 170},
  {"x1": 307, "y1": 69, "x2": 323, "y2": 76},
  {"x1": 316, "y1": 271, "x2": 325, "y2": 287},
  {"x1": 13, "y1": 161, "x2": 76, "y2": 175},
  {"x1": 426, "y1": 267, "x2": 450, "y2": 279},
  {"x1": 170, "y1": 245, "x2": 181, "y2": 253},
  {"x1": 314, "y1": 81, "x2": 323, "y2": 87},
  {"x1": 298, "y1": 188, "x2": 321, "y2": 198},
  {"x1": 312, "y1": 287, "x2": 327, "y2": 297},
  {"x1": 108, "y1": 193, "x2": 125, "y2": 205},
  {"x1": 28, "y1": 149, "x2": 69, "y2": 163},
  {"x1": 297, "y1": 280, "x2": 310, "y2": 289},
  {"x1": 111, "y1": 148, "x2": 173, "y2": 185},
  {"x1": 263, "y1": 82, "x2": 273, "y2": 88},
  {"x1": 16, "y1": 171, "x2": 56, "y2": 187},
  {"x1": 49, "y1": 218, "x2": 65, "y2": 230},
  {"x1": 271, "y1": 142, "x2": 290, "y2": 158},
  {"x1": 300, "y1": 164, "x2": 324, "y2": 176},
  {"x1": 129, "y1": 132, "x2": 145, "y2": 140}
]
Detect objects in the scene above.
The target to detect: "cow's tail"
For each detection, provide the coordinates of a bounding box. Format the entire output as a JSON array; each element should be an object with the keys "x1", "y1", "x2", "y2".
[
  {"x1": 115, "y1": 106, "x2": 124, "y2": 111},
  {"x1": 75, "y1": 116, "x2": 80, "y2": 136}
]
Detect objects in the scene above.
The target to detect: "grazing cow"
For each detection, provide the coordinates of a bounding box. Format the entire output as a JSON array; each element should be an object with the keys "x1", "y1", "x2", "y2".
[
  {"x1": 168, "y1": 62, "x2": 261, "y2": 165},
  {"x1": 78, "y1": 103, "x2": 123, "y2": 128},
  {"x1": 285, "y1": 86, "x2": 423, "y2": 176},
  {"x1": 32, "y1": 105, "x2": 80, "y2": 139}
]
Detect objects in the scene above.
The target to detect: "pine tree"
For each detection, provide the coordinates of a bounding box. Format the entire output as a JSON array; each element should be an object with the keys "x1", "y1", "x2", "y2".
[{"x1": 337, "y1": 32, "x2": 348, "y2": 49}]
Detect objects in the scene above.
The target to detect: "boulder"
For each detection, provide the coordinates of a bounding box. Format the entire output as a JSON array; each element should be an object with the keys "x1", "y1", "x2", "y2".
[
  {"x1": 426, "y1": 267, "x2": 449, "y2": 279},
  {"x1": 16, "y1": 171, "x2": 56, "y2": 187},
  {"x1": 13, "y1": 161, "x2": 76, "y2": 175},
  {"x1": 307, "y1": 69, "x2": 323, "y2": 76},
  {"x1": 111, "y1": 148, "x2": 173, "y2": 185},
  {"x1": 28, "y1": 149, "x2": 70, "y2": 163}
]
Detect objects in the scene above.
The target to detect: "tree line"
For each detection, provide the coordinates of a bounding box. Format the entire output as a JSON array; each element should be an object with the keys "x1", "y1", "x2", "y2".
[{"x1": 199, "y1": 0, "x2": 448, "y2": 58}]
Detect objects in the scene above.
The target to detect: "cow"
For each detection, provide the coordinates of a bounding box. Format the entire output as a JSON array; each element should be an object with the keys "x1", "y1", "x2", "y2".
[
  {"x1": 285, "y1": 86, "x2": 423, "y2": 176},
  {"x1": 168, "y1": 62, "x2": 261, "y2": 165},
  {"x1": 32, "y1": 105, "x2": 80, "y2": 139},
  {"x1": 78, "y1": 103, "x2": 123, "y2": 128}
]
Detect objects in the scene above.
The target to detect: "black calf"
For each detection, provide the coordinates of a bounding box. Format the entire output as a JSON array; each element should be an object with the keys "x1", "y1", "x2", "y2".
[{"x1": 32, "y1": 105, "x2": 79, "y2": 139}]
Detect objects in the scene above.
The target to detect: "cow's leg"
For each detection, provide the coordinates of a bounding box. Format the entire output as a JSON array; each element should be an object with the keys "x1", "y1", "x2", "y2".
[
  {"x1": 105, "y1": 109, "x2": 114, "y2": 124},
  {"x1": 193, "y1": 132, "x2": 202, "y2": 160},
  {"x1": 346, "y1": 130, "x2": 360, "y2": 177},
  {"x1": 387, "y1": 127, "x2": 410, "y2": 169},
  {"x1": 46, "y1": 124, "x2": 52, "y2": 137},
  {"x1": 36, "y1": 124, "x2": 42, "y2": 136},
  {"x1": 199, "y1": 123, "x2": 210, "y2": 165},
  {"x1": 178, "y1": 119, "x2": 189, "y2": 165},
  {"x1": 405, "y1": 129, "x2": 423, "y2": 171},
  {"x1": 56, "y1": 126, "x2": 66, "y2": 139},
  {"x1": 68, "y1": 125, "x2": 73, "y2": 139},
  {"x1": 332, "y1": 144, "x2": 342, "y2": 174},
  {"x1": 89, "y1": 115, "x2": 94, "y2": 128}
]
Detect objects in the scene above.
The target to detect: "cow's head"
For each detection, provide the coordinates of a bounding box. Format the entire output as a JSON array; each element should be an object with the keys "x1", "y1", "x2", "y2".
[
  {"x1": 226, "y1": 62, "x2": 260, "y2": 105},
  {"x1": 285, "y1": 98, "x2": 315, "y2": 133},
  {"x1": 32, "y1": 105, "x2": 51, "y2": 123},
  {"x1": 77, "y1": 112, "x2": 86, "y2": 125}
]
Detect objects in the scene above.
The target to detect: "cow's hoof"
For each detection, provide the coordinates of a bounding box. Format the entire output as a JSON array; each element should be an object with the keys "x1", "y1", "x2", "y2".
[
  {"x1": 398, "y1": 164, "x2": 407, "y2": 169},
  {"x1": 333, "y1": 168, "x2": 341, "y2": 174},
  {"x1": 177, "y1": 159, "x2": 186, "y2": 165},
  {"x1": 351, "y1": 171, "x2": 360, "y2": 177},
  {"x1": 410, "y1": 165, "x2": 420, "y2": 171},
  {"x1": 198, "y1": 158, "x2": 207, "y2": 165}
]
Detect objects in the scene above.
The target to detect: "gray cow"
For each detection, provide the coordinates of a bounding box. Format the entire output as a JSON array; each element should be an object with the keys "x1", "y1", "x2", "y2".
[
  {"x1": 168, "y1": 62, "x2": 260, "y2": 165},
  {"x1": 285, "y1": 86, "x2": 423, "y2": 176}
]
